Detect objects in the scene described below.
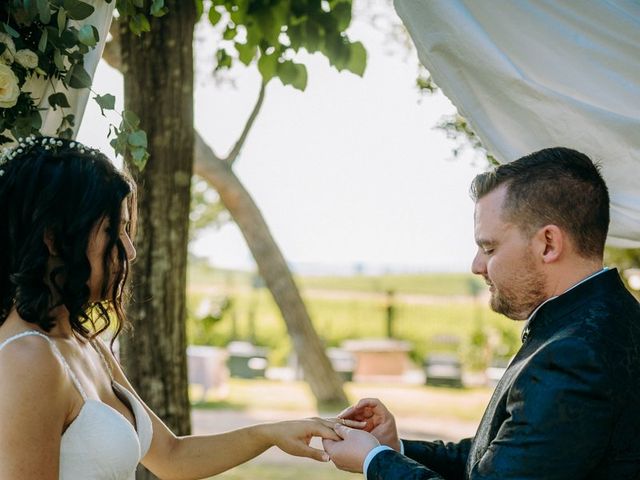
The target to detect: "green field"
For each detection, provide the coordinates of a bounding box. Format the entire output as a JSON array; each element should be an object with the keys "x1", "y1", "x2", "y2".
[
  {"x1": 186, "y1": 264, "x2": 523, "y2": 370},
  {"x1": 188, "y1": 262, "x2": 484, "y2": 297}
]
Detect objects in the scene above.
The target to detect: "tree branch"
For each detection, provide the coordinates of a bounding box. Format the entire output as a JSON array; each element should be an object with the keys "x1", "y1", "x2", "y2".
[
  {"x1": 194, "y1": 129, "x2": 225, "y2": 175},
  {"x1": 224, "y1": 81, "x2": 267, "y2": 166}
]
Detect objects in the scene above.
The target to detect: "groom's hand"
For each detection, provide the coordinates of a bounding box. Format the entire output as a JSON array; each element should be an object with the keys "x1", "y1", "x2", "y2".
[
  {"x1": 323, "y1": 424, "x2": 379, "y2": 473},
  {"x1": 338, "y1": 398, "x2": 401, "y2": 452}
]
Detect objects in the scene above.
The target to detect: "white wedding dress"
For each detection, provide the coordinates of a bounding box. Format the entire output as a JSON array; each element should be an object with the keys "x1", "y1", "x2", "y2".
[{"x1": 0, "y1": 330, "x2": 153, "y2": 479}]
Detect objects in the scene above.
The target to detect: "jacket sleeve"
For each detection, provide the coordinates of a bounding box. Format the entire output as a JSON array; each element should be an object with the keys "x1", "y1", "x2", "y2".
[
  {"x1": 367, "y1": 438, "x2": 472, "y2": 479},
  {"x1": 469, "y1": 337, "x2": 612, "y2": 479}
]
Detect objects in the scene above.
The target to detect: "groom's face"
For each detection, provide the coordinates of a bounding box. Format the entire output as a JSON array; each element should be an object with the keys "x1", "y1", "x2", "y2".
[{"x1": 471, "y1": 184, "x2": 547, "y2": 321}]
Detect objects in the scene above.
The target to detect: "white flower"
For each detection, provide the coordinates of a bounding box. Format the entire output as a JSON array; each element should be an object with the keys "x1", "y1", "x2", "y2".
[
  {"x1": 0, "y1": 63, "x2": 20, "y2": 108},
  {"x1": 14, "y1": 49, "x2": 38, "y2": 70},
  {"x1": 0, "y1": 48, "x2": 13, "y2": 65},
  {"x1": 0, "y1": 33, "x2": 16, "y2": 65}
]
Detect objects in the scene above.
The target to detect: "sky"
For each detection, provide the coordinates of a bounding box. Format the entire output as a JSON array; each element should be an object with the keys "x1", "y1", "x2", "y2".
[{"x1": 78, "y1": 3, "x2": 489, "y2": 275}]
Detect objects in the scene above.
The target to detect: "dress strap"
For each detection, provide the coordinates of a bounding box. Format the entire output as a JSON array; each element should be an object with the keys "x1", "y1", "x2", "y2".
[
  {"x1": 90, "y1": 338, "x2": 114, "y2": 382},
  {"x1": 0, "y1": 330, "x2": 88, "y2": 400}
]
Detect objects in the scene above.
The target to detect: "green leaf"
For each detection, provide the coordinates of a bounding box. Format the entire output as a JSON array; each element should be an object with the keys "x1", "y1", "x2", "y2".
[
  {"x1": 277, "y1": 60, "x2": 308, "y2": 91},
  {"x1": 195, "y1": 0, "x2": 204, "y2": 19},
  {"x1": 257, "y1": 52, "x2": 278, "y2": 82},
  {"x1": 57, "y1": 8, "x2": 67, "y2": 33},
  {"x1": 150, "y1": 0, "x2": 166, "y2": 17},
  {"x1": 129, "y1": 13, "x2": 151, "y2": 35},
  {"x1": 78, "y1": 25, "x2": 98, "y2": 47},
  {"x1": 38, "y1": 28, "x2": 48, "y2": 53},
  {"x1": 127, "y1": 130, "x2": 147, "y2": 148},
  {"x1": 130, "y1": 146, "x2": 149, "y2": 170},
  {"x1": 215, "y1": 49, "x2": 232, "y2": 70},
  {"x1": 57, "y1": 127, "x2": 74, "y2": 139},
  {"x1": 63, "y1": 0, "x2": 95, "y2": 20},
  {"x1": 48, "y1": 92, "x2": 71, "y2": 110},
  {"x1": 67, "y1": 63, "x2": 92, "y2": 88},
  {"x1": 346, "y1": 41, "x2": 366, "y2": 77},
  {"x1": 2, "y1": 23, "x2": 20, "y2": 38},
  {"x1": 324, "y1": 34, "x2": 350, "y2": 71},
  {"x1": 62, "y1": 114, "x2": 76, "y2": 126},
  {"x1": 222, "y1": 26, "x2": 236, "y2": 41},
  {"x1": 53, "y1": 49, "x2": 65, "y2": 70},
  {"x1": 235, "y1": 42, "x2": 256, "y2": 66},
  {"x1": 208, "y1": 6, "x2": 221, "y2": 25},
  {"x1": 229, "y1": 0, "x2": 248, "y2": 24},
  {"x1": 332, "y1": 2, "x2": 352, "y2": 31},
  {"x1": 37, "y1": 0, "x2": 52, "y2": 24},
  {"x1": 109, "y1": 137, "x2": 120, "y2": 153},
  {"x1": 94, "y1": 93, "x2": 116, "y2": 115},
  {"x1": 256, "y1": 9, "x2": 280, "y2": 44},
  {"x1": 123, "y1": 110, "x2": 141, "y2": 128},
  {"x1": 302, "y1": 21, "x2": 321, "y2": 53},
  {"x1": 29, "y1": 110, "x2": 42, "y2": 130}
]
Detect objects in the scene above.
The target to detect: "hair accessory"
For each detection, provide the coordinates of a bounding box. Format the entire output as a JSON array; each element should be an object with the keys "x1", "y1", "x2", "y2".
[{"x1": 0, "y1": 135, "x2": 99, "y2": 176}]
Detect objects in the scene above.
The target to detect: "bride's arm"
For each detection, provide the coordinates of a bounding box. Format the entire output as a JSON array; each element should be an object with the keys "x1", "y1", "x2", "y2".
[{"x1": 100, "y1": 343, "x2": 341, "y2": 480}]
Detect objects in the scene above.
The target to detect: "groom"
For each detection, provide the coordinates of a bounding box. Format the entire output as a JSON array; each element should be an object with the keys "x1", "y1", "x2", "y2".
[{"x1": 324, "y1": 147, "x2": 640, "y2": 479}]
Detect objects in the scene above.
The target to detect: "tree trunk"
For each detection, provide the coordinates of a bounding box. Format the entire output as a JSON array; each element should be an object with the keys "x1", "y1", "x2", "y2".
[
  {"x1": 118, "y1": 3, "x2": 197, "y2": 479},
  {"x1": 194, "y1": 134, "x2": 348, "y2": 408}
]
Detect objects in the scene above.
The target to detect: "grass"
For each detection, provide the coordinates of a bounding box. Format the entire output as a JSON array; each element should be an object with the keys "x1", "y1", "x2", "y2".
[
  {"x1": 194, "y1": 378, "x2": 492, "y2": 479},
  {"x1": 192, "y1": 378, "x2": 491, "y2": 422},
  {"x1": 212, "y1": 463, "x2": 357, "y2": 479}
]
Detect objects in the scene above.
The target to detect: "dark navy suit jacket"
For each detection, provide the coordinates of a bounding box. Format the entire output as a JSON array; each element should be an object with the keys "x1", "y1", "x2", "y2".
[{"x1": 368, "y1": 269, "x2": 640, "y2": 479}]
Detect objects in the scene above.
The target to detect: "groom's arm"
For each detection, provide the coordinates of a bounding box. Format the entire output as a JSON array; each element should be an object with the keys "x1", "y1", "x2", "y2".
[
  {"x1": 324, "y1": 425, "x2": 471, "y2": 480},
  {"x1": 402, "y1": 438, "x2": 472, "y2": 479},
  {"x1": 366, "y1": 438, "x2": 472, "y2": 480}
]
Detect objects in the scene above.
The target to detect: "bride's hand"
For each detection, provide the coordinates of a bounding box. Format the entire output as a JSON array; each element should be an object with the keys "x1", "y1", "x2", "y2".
[{"x1": 259, "y1": 417, "x2": 364, "y2": 462}]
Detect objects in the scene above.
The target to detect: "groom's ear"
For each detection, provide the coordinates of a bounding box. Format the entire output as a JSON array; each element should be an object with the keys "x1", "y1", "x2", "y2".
[{"x1": 532, "y1": 224, "x2": 564, "y2": 264}]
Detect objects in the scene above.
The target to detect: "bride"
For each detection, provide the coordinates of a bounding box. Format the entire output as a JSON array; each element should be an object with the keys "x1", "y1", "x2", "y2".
[{"x1": 0, "y1": 136, "x2": 358, "y2": 479}]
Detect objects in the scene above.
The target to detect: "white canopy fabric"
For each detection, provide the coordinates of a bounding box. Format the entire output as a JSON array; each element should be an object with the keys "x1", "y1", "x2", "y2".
[{"x1": 395, "y1": 0, "x2": 640, "y2": 247}]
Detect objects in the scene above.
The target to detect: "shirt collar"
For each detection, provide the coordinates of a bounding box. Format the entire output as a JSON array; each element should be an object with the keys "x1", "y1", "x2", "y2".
[{"x1": 521, "y1": 267, "x2": 609, "y2": 342}]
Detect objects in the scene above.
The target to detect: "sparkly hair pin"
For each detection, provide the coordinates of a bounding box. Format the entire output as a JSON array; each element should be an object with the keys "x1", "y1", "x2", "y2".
[{"x1": 0, "y1": 135, "x2": 98, "y2": 176}]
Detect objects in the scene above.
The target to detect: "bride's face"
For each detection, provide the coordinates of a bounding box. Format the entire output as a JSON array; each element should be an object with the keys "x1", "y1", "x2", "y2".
[{"x1": 86, "y1": 199, "x2": 136, "y2": 302}]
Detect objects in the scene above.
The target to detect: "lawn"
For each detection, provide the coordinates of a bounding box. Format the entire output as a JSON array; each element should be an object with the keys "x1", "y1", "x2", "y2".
[
  {"x1": 194, "y1": 378, "x2": 492, "y2": 480},
  {"x1": 193, "y1": 378, "x2": 491, "y2": 423},
  {"x1": 212, "y1": 463, "x2": 357, "y2": 479}
]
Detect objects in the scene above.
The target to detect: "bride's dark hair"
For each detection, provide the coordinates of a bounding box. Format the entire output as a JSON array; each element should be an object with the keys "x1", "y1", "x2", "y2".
[{"x1": 0, "y1": 137, "x2": 136, "y2": 342}]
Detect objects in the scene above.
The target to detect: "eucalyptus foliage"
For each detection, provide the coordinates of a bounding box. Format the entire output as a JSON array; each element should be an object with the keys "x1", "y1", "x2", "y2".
[{"x1": 0, "y1": 0, "x2": 165, "y2": 168}]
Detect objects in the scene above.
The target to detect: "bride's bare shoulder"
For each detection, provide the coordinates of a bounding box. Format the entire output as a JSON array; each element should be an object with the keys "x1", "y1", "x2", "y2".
[{"x1": 0, "y1": 331, "x2": 68, "y2": 399}]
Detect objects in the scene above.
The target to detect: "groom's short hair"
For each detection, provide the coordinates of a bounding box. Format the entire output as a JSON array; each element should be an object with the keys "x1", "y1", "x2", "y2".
[{"x1": 470, "y1": 147, "x2": 609, "y2": 259}]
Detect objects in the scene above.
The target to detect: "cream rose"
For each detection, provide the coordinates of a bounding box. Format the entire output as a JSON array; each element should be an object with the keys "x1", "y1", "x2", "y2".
[
  {"x1": 0, "y1": 32, "x2": 16, "y2": 65},
  {"x1": 0, "y1": 63, "x2": 20, "y2": 108},
  {"x1": 14, "y1": 49, "x2": 39, "y2": 69}
]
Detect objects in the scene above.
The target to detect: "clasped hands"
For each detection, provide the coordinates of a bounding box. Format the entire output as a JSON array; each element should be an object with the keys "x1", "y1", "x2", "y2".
[
  {"x1": 323, "y1": 398, "x2": 400, "y2": 473},
  {"x1": 269, "y1": 398, "x2": 397, "y2": 473}
]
